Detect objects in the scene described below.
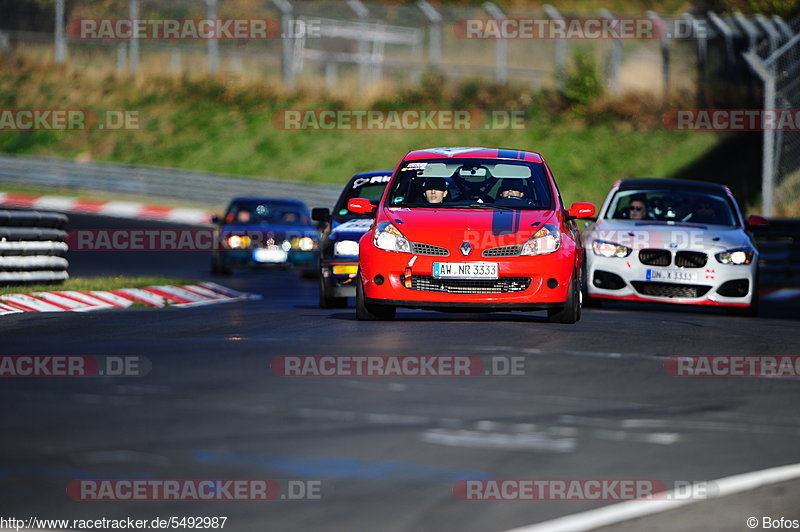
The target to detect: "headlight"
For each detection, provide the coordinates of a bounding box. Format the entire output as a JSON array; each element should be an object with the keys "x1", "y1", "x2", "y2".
[
  {"x1": 521, "y1": 224, "x2": 560, "y2": 256},
  {"x1": 373, "y1": 222, "x2": 411, "y2": 253},
  {"x1": 289, "y1": 236, "x2": 316, "y2": 251},
  {"x1": 227, "y1": 235, "x2": 251, "y2": 249},
  {"x1": 334, "y1": 240, "x2": 360, "y2": 257},
  {"x1": 715, "y1": 248, "x2": 754, "y2": 265},
  {"x1": 298, "y1": 237, "x2": 315, "y2": 251},
  {"x1": 592, "y1": 240, "x2": 632, "y2": 258}
]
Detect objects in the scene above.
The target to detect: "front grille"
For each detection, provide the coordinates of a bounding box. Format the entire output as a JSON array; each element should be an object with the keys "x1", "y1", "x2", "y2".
[
  {"x1": 482, "y1": 245, "x2": 523, "y2": 257},
  {"x1": 639, "y1": 249, "x2": 671, "y2": 266},
  {"x1": 675, "y1": 251, "x2": 708, "y2": 268},
  {"x1": 410, "y1": 242, "x2": 449, "y2": 256},
  {"x1": 408, "y1": 275, "x2": 531, "y2": 294},
  {"x1": 631, "y1": 281, "x2": 711, "y2": 299}
]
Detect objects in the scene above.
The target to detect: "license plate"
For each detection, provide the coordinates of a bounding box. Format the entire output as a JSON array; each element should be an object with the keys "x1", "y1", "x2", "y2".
[
  {"x1": 433, "y1": 262, "x2": 498, "y2": 279},
  {"x1": 646, "y1": 269, "x2": 698, "y2": 282},
  {"x1": 253, "y1": 248, "x2": 288, "y2": 263}
]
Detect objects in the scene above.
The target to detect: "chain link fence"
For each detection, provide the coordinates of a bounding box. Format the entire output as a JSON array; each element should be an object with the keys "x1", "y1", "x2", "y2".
[
  {"x1": 1, "y1": 0, "x2": 793, "y2": 97},
  {"x1": 744, "y1": 18, "x2": 800, "y2": 216}
]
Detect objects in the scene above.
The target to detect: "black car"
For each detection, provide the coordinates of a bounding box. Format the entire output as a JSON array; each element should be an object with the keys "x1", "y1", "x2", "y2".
[{"x1": 312, "y1": 171, "x2": 392, "y2": 308}]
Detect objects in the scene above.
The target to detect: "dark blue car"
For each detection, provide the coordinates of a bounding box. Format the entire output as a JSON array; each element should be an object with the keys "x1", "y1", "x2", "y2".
[
  {"x1": 211, "y1": 197, "x2": 319, "y2": 277},
  {"x1": 312, "y1": 171, "x2": 392, "y2": 308}
]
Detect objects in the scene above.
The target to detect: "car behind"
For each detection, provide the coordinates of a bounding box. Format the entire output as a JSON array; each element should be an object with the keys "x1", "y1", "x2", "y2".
[
  {"x1": 584, "y1": 178, "x2": 767, "y2": 315},
  {"x1": 211, "y1": 197, "x2": 319, "y2": 277},
  {"x1": 312, "y1": 171, "x2": 392, "y2": 308}
]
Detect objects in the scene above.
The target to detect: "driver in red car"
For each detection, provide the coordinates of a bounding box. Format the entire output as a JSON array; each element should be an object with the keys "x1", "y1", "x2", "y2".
[{"x1": 423, "y1": 177, "x2": 449, "y2": 204}]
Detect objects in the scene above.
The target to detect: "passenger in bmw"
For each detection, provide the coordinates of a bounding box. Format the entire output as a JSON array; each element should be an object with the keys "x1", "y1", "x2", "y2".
[{"x1": 423, "y1": 177, "x2": 449, "y2": 204}]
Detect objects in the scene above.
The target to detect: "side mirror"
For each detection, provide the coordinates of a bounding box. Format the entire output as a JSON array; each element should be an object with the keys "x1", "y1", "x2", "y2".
[
  {"x1": 210, "y1": 214, "x2": 221, "y2": 225},
  {"x1": 567, "y1": 202, "x2": 595, "y2": 219},
  {"x1": 348, "y1": 198, "x2": 376, "y2": 215},
  {"x1": 311, "y1": 207, "x2": 330, "y2": 222},
  {"x1": 747, "y1": 214, "x2": 768, "y2": 229}
]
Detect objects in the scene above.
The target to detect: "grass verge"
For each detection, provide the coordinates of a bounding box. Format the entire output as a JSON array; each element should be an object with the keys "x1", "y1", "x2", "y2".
[{"x1": 0, "y1": 57, "x2": 723, "y2": 209}]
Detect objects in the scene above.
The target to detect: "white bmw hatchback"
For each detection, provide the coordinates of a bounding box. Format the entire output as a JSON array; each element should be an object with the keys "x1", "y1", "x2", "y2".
[{"x1": 584, "y1": 179, "x2": 767, "y2": 315}]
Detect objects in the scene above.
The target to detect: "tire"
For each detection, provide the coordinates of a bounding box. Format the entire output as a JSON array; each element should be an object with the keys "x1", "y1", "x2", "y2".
[
  {"x1": 581, "y1": 266, "x2": 602, "y2": 308},
  {"x1": 547, "y1": 275, "x2": 581, "y2": 324},
  {"x1": 356, "y1": 276, "x2": 396, "y2": 321},
  {"x1": 319, "y1": 277, "x2": 348, "y2": 309},
  {"x1": 211, "y1": 253, "x2": 231, "y2": 275}
]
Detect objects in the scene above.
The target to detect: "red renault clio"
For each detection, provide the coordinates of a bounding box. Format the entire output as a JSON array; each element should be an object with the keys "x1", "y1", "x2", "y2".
[{"x1": 349, "y1": 147, "x2": 595, "y2": 322}]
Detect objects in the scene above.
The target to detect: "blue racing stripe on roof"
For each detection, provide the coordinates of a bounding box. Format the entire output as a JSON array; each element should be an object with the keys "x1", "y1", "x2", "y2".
[{"x1": 497, "y1": 149, "x2": 521, "y2": 160}]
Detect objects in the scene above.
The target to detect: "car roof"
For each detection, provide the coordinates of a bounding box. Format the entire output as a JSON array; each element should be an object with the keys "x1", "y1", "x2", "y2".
[
  {"x1": 403, "y1": 147, "x2": 544, "y2": 164},
  {"x1": 229, "y1": 197, "x2": 306, "y2": 206},
  {"x1": 615, "y1": 178, "x2": 732, "y2": 194}
]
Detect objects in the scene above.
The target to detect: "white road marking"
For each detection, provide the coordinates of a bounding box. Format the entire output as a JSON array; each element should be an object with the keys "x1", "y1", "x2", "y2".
[
  {"x1": 503, "y1": 462, "x2": 800, "y2": 532},
  {"x1": 421, "y1": 428, "x2": 576, "y2": 453}
]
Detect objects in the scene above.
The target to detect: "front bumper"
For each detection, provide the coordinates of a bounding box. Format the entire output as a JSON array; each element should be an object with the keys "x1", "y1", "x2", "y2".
[
  {"x1": 359, "y1": 240, "x2": 576, "y2": 308},
  {"x1": 221, "y1": 249, "x2": 318, "y2": 270},
  {"x1": 586, "y1": 252, "x2": 756, "y2": 306},
  {"x1": 320, "y1": 259, "x2": 359, "y2": 297}
]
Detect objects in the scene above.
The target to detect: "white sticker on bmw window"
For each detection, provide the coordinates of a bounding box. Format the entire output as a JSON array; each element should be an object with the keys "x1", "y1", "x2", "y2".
[{"x1": 332, "y1": 219, "x2": 373, "y2": 234}]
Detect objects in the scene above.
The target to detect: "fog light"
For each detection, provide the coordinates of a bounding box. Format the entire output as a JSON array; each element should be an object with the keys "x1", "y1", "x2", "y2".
[
  {"x1": 547, "y1": 278, "x2": 558, "y2": 289},
  {"x1": 374, "y1": 275, "x2": 384, "y2": 285}
]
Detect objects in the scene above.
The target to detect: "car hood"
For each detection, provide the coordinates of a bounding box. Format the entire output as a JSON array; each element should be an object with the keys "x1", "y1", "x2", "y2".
[
  {"x1": 330, "y1": 218, "x2": 374, "y2": 240},
  {"x1": 588, "y1": 219, "x2": 753, "y2": 253},
  {"x1": 382, "y1": 207, "x2": 556, "y2": 249}
]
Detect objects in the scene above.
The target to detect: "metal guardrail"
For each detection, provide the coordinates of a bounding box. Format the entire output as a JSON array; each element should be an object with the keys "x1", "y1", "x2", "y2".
[
  {"x1": 0, "y1": 154, "x2": 342, "y2": 210},
  {"x1": 754, "y1": 219, "x2": 800, "y2": 286},
  {"x1": 0, "y1": 210, "x2": 69, "y2": 285}
]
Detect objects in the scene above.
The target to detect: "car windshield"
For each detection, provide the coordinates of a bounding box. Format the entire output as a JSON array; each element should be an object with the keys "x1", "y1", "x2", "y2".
[
  {"x1": 387, "y1": 158, "x2": 553, "y2": 210},
  {"x1": 225, "y1": 201, "x2": 309, "y2": 226},
  {"x1": 335, "y1": 174, "x2": 391, "y2": 218},
  {"x1": 606, "y1": 188, "x2": 738, "y2": 226}
]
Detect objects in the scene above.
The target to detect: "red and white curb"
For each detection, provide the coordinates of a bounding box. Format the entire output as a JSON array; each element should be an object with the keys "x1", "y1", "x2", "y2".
[
  {"x1": 0, "y1": 192, "x2": 211, "y2": 225},
  {"x1": 0, "y1": 282, "x2": 259, "y2": 316}
]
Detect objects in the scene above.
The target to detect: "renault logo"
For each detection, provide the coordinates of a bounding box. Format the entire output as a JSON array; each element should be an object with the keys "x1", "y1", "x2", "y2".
[{"x1": 460, "y1": 241, "x2": 472, "y2": 256}]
